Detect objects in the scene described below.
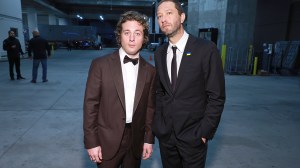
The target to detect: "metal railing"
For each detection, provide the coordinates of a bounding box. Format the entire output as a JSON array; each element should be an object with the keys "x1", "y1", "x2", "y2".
[{"x1": 225, "y1": 46, "x2": 254, "y2": 75}]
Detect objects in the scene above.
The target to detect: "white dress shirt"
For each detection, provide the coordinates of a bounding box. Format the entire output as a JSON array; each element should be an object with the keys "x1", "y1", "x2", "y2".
[
  {"x1": 167, "y1": 31, "x2": 189, "y2": 82},
  {"x1": 119, "y1": 48, "x2": 139, "y2": 123}
]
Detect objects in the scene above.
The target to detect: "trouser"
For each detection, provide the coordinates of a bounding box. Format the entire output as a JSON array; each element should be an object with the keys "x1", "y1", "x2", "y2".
[
  {"x1": 159, "y1": 133, "x2": 208, "y2": 168},
  {"x1": 97, "y1": 124, "x2": 141, "y2": 168},
  {"x1": 8, "y1": 56, "x2": 21, "y2": 79},
  {"x1": 32, "y1": 59, "x2": 47, "y2": 81}
]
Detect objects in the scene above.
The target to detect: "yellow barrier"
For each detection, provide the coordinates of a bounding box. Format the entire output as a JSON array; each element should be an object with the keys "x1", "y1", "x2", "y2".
[
  {"x1": 253, "y1": 57, "x2": 258, "y2": 75},
  {"x1": 221, "y1": 44, "x2": 226, "y2": 69}
]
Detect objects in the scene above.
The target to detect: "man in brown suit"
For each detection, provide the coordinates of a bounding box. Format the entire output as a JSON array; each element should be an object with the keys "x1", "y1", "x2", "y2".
[{"x1": 83, "y1": 11, "x2": 156, "y2": 168}]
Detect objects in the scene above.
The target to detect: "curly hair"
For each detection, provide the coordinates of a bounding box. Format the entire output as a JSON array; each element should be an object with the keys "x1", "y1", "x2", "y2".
[{"x1": 115, "y1": 11, "x2": 149, "y2": 48}]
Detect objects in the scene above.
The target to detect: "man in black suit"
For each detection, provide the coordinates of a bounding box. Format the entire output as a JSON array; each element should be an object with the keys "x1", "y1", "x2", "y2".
[{"x1": 152, "y1": 0, "x2": 226, "y2": 167}]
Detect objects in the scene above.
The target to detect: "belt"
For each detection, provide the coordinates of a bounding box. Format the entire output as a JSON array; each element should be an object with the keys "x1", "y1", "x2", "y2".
[{"x1": 125, "y1": 123, "x2": 132, "y2": 128}]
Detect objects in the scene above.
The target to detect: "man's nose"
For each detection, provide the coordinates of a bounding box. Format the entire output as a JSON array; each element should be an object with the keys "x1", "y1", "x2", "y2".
[{"x1": 129, "y1": 34, "x2": 135, "y2": 41}]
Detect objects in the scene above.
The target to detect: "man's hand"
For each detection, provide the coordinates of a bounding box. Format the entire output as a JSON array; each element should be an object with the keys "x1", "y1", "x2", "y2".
[
  {"x1": 202, "y1": 137, "x2": 206, "y2": 144},
  {"x1": 87, "y1": 146, "x2": 102, "y2": 163},
  {"x1": 142, "y1": 143, "x2": 153, "y2": 160}
]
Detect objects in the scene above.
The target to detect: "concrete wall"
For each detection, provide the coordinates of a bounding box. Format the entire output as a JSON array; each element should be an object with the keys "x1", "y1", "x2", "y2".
[
  {"x1": 253, "y1": 0, "x2": 300, "y2": 50},
  {"x1": 187, "y1": 0, "x2": 257, "y2": 74},
  {"x1": 48, "y1": 15, "x2": 57, "y2": 25},
  {"x1": 289, "y1": 2, "x2": 300, "y2": 40},
  {"x1": 187, "y1": 0, "x2": 228, "y2": 49},
  {"x1": 253, "y1": 0, "x2": 291, "y2": 50},
  {"x1": 0, "y1": 0, "x2": 25, "y2": 57},
  {"x1": 224, "y1": 0, "x2": 257, "y2": 49},
  {"x1": 37, "y1": 15, "x2": 50, "y2": 25},
  {"x1": 187, "y1": 0, "x2": 257, "y2": 50},
  {"x1": 58, "y1": 18, "x2": 69, "y2": 25},
  {"x1": 26, "y1": 11, "x2": 38, "y2": 40}
]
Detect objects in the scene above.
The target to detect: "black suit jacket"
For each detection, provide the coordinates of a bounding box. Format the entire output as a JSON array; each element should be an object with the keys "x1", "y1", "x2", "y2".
[
  {"x1": 28, "y1": 36, "x2": 51, "y2": 59},
  {"x1": 3, "y1": 37, "x2": 24, "y2": 57},
  {"x1": 152, "y1": 35, "x2": 225, "y2": 147},
  {"x1": 83, "y1": 50, "x2": 156, "y2": 159}
]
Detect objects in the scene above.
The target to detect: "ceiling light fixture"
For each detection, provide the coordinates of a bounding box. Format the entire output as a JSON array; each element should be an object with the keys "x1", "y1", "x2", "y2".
[{"x1": 99, "y1": 15, "x2": 104, "y2": 20}]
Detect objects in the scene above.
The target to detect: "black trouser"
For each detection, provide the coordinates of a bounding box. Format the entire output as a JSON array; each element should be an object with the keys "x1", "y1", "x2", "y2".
[
  {"x1": 159, "y1": 133, "x2": 208, "y2": 168},
  {"x1": 8, "y1": 56, "x2": 21, "y2": 79}
]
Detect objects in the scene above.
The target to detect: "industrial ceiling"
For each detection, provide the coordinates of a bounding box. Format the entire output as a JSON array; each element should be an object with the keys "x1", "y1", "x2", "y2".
[{"x1": 21, "y1": 0, "x2": 188, "y2": 21}]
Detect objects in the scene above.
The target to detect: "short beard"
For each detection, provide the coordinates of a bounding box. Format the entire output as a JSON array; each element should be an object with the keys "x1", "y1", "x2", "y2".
[{"x1": 165, "y1": 24, "x2": 181, "y2": 38}]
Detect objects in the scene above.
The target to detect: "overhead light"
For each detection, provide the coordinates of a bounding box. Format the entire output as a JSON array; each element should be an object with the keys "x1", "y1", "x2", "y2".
[
  {"x1": 99, "y1": 15, "x2": 104, "y2": 20},
  {"x1": 181, "y1": 3, "x2": 184, "y2": 6},
  {"x1": 76, "y1": 14, "x2": 84, "y2": 20}
]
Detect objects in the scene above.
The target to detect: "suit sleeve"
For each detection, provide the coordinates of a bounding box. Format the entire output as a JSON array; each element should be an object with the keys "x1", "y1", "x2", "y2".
[
  {"x1": 46, "y1": 40, "x2": 51, "y2": 56},
  {"x1": 17, "y1": 40, "x2": 24, "y2": 55},
  {"x1": 154, "y1": 53, "x2": 164, "y2": 116},
  {"x1": 28, "y1": 40, "x2": 32, "y2": 57},
  {"x1": 83, "y1": 59, "x2": 102, "y2": 149},
  {"x1": 201, "y1": 44, "x2": 226, "y2": 140},
  {"x1": 144, "y1": 68, "x2": 156, "y2": 144},
  {"x1": 3, "y1": 40, "x2": 8, "y2": 51}
]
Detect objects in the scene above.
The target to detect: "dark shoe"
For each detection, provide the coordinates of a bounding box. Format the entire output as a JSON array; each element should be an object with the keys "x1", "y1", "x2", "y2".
[
  {"x1": 17, "y1": 76, "x2": 25, "y2": 80},
  {"x1": 31, "y1": 80, "x2": 36, "y2": 83},
  {"x1": 43, "y1": 80, "x2": 48, "y2": 83},
  {"x1": 10, "y1": 78, "x2": 15, "y2": 81}
]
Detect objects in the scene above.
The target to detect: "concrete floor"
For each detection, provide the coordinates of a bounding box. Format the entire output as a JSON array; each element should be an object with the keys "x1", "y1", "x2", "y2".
[{"x1": 0, "y1": 49, "x2": 299, "y2": 168}]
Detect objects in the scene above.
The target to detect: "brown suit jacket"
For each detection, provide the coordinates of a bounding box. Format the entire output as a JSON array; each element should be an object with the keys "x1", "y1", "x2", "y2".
[{"x1": 83, "y1": 50, "x2": 156, "y2": 160}]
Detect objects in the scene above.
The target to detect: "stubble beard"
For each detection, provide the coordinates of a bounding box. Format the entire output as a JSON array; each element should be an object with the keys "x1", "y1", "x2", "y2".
[{"x1": 164, "y1": 23, "x2": 181, "y2": 39}]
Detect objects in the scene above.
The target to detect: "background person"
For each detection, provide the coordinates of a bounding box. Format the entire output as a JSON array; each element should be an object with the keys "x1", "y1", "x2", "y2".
[
  {"x1": 28, "y1": 30, "x2": 51, "y2": 83},
  {"x1": 2, "y1": 30, "x2": 25, "y2": 80}
]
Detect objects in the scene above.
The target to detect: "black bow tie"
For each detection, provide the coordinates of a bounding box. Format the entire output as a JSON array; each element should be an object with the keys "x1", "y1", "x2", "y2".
[{"x1": 123, "y1": 55, "x2": 139, "y2": 65}]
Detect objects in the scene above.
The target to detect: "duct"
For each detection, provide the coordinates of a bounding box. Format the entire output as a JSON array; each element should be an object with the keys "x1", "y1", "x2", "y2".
[{"x1": 32, "y1": 0, "x2": 67, "y2": 16}]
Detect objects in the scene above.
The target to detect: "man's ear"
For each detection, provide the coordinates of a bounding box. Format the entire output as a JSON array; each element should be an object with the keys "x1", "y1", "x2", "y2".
[{"x1": 180, "y1": 13, "x2": 186, "y2": 24}]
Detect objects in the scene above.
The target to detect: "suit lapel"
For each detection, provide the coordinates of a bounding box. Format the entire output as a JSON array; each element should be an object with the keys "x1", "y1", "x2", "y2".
[
  {"x1": 110, "y1": 51, "x2": 126, "y2": 111},
  {"x1": 159, "y1": 45, "x2": 173, "y2": 94},
  {"x1": 176, "y1": 36, "x2": 196, "y2": 91},
  {"x1": 133, "y1": 56, "x2": 147, "y2": 113}
]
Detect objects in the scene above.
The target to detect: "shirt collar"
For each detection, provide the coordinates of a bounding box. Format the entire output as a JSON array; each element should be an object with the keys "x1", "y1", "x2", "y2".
[
  {"x1": 168, "y1": 31, "x2": 189, "y2": 53},
  {"x1": 119, "y1": 47, "x2": 126, "y2": 61}
]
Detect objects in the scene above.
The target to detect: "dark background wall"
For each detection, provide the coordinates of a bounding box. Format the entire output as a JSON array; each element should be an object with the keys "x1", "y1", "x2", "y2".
[
  {"x1": 288, "y1": 2, "x2": 300, "y2": 40},
  {"x1": 253, "y1": 0, "x2": 300, "y2": 51}
]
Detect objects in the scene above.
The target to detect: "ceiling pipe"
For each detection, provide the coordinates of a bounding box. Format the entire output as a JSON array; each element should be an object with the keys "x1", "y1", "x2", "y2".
[{"x1": 32, "y1": 0, "x2": 67, "y2": 16}]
